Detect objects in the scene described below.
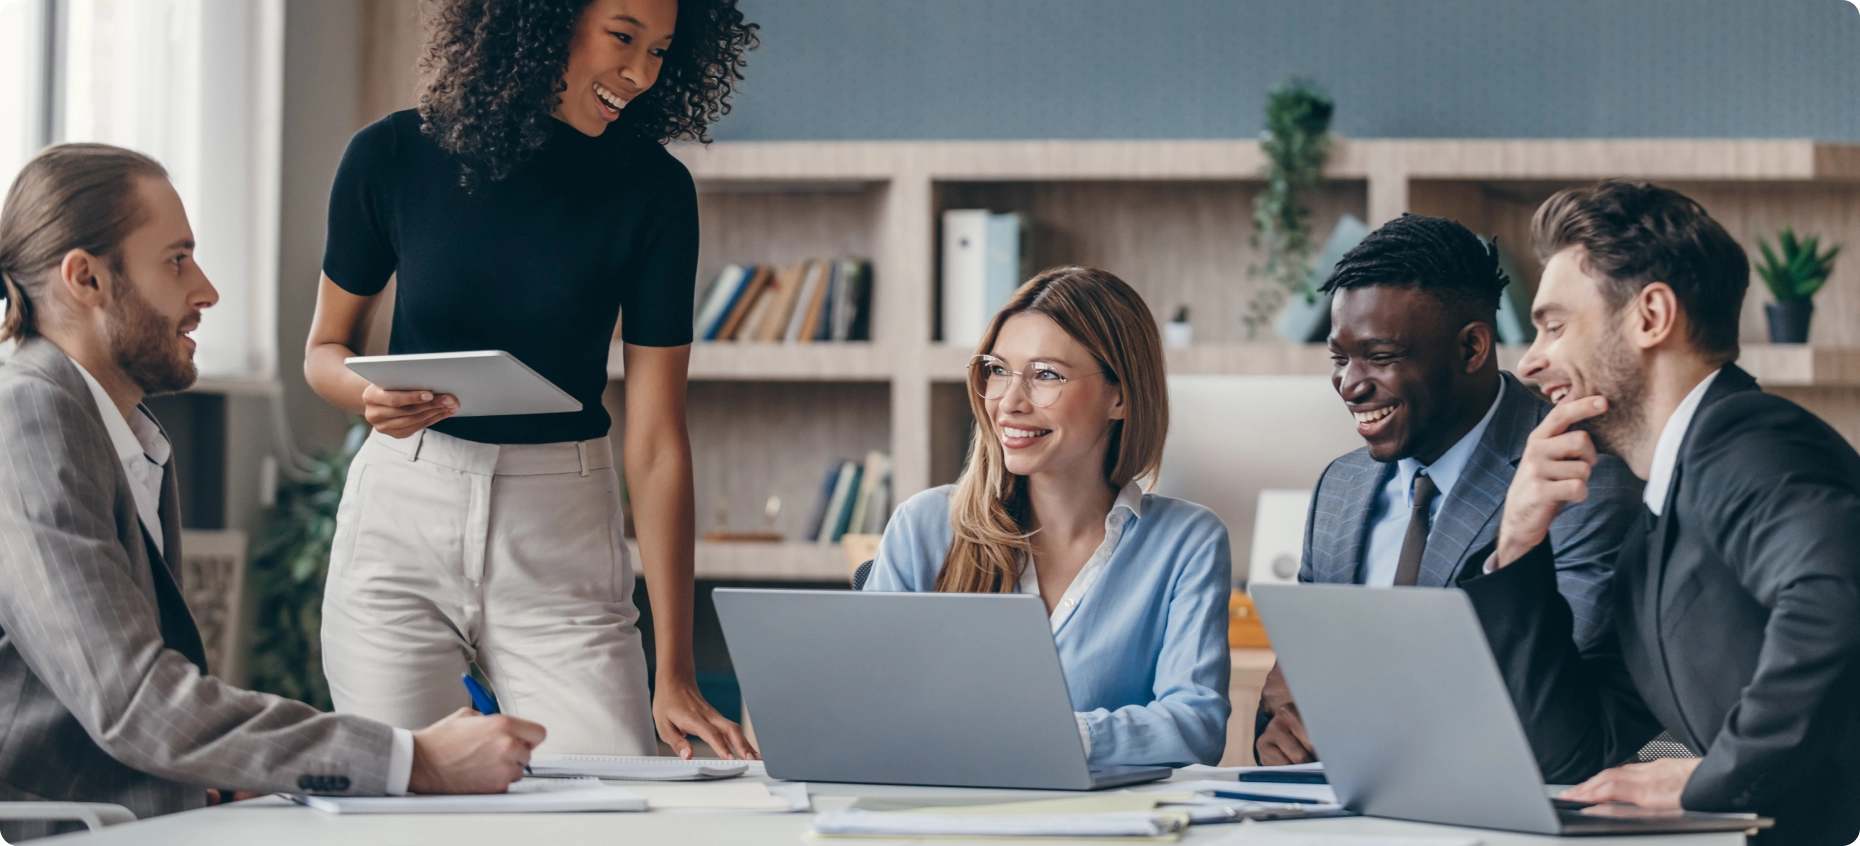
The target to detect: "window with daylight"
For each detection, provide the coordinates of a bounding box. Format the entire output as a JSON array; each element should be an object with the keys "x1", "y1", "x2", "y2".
[{"x1": 1, "y1": 0, "x2": 282, "y2": 382}]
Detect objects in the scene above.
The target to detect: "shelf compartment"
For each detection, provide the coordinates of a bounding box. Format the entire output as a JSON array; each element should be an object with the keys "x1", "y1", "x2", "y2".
[{"x1": 933, "y1": 179, "x2": 1369, "y2": 344}]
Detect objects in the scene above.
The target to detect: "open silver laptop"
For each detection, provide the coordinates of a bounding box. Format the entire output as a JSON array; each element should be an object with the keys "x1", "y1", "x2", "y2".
[
  {"x1": 1250, "y1": 584, "x2": 1769, "y2": 836},
  {"x1": 712, "y1": 589, "x2": 1170, "y2": 790}
]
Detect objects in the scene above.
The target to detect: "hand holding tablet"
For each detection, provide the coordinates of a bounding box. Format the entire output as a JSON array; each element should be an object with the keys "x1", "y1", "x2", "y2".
[{"x1": 345, "y1": 351, "x2": 582, "y2": 432}]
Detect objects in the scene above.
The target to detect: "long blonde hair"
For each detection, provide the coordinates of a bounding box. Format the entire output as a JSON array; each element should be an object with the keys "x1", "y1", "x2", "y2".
[{"x1": 934, "y1": 266, "x2": 1168, "y2": 594}]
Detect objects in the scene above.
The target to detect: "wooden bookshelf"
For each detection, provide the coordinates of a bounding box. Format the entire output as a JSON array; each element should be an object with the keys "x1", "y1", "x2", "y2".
[
  {"x1": 586, "y1": 138, "x2": 1860, "y2": 578},
  {"x1": 627, "y1": 541, "x2": 848, "y2": 582}
]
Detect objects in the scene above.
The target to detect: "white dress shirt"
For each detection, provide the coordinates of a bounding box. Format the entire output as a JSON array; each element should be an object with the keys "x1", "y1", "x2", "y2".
[
  {"x1": 1360, "y1": 386, "x2": 1505, "y2": 586},
  {"x1": 1018, "y1": 480, "x2": 1147, "y2": 758},
  {"x1": 66, "y1": 352, "x2": 415, "y2": 796},
  {"x1": 69, "y1": 355, "x2": 171, "y2": 556},
  {"x1": 1642, "y1": 368, "x2": 1722, "y2": 517}
]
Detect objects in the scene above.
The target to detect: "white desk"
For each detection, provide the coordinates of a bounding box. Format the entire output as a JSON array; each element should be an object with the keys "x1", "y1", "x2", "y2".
[{"x1": 45, "y1": 773, "x2": 1749, "y2": 845}]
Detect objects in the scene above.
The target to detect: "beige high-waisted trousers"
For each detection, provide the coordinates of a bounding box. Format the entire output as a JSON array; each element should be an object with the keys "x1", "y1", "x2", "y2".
[{"x1": 321, "y1": 428, "x2": 656, "y2": 755}]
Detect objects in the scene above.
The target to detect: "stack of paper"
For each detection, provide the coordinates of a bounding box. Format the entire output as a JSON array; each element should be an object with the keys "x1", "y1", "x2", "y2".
[
  {"x1": 525, "y1": 754, "x2": 750, "y2": 781},
  {"x1": 812, "y1": 809, "x2": 1183, "y2": 839},
  {"x1": 1207, "y1": 825, "x2": 1480, "y2": 846},
  {"x1": 288, "y1": 778, "x2": 646, "y2": 814},
  {"x1": 812, "y1": 795, "x2": 1188, "y2": 840}
]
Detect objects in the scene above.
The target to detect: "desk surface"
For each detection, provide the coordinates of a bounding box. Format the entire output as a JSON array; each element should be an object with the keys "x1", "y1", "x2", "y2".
[{"x1": 48, "y1": 772, "x2": 1747, "y2": 846}]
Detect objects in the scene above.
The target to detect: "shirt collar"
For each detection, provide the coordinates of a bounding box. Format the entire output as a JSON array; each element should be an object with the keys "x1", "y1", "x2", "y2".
[
  {"x1": 1112, "y1": 480, "x2": 1147, "y2": 522},
  {"x1": 66, "y1": 352, "x2": 171, "y2": 468},
  {"x1": 1643, "y1": 367, "x2": 1722, "y2": 516},
  {"x1": 1395, "y1": 383, "x2": 1505, "y2": 503}
]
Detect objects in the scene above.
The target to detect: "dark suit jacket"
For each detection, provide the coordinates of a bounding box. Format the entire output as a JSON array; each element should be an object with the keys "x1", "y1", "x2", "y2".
[
  {"x1": 1463, "y1": 364, "x2": 1860, "y2": 846},
  {"x1": 0, "y1": 339, "x2": 394, "y2": 840},
  {"x1": 1300, "y1": 372, "x2": 1643, "y2": 651}
]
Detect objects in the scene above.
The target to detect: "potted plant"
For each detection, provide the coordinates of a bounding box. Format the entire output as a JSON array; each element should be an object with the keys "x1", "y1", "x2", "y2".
[
  {"x1": 1756, "y1": 226, "x2": 1840, "y2": 344},
  {"x1": 1243, "y1": 78, "x2": 1333, "y2": 340}
]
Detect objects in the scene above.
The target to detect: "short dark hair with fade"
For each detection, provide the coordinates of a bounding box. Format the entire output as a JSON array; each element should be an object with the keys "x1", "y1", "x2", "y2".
[
  {"x1": 1532, "y1": 180, "x2": 1748, "y2": 363},
  {"x1": 1317, "y1": 213, "x2": 1509, "y2": 330}
]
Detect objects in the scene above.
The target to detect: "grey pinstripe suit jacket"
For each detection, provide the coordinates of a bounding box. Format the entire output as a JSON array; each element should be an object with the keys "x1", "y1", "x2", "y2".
[
  {"x1": 0, "y1": 339, "x2": 392, "y2": 840},
  {"x1": 1297, "y1": 372, "x2": 1643, "y2": 651}
]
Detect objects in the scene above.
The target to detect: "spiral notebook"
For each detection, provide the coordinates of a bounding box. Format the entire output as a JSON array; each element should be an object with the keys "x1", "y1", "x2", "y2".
[{"x1": 526, "y1": 754, "x2": 755, "y2": 781}]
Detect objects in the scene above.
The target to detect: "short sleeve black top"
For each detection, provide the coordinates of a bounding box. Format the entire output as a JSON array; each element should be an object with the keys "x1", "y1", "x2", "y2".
[{"x1": 323, "y1": 109, "x2": 696, "y2": 445}]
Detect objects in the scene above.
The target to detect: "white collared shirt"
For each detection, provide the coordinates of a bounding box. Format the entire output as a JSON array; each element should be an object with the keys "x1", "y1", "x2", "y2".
[
  {"x1": 1643, "y1": 368, "x2": 1723, "y2": 517},
  {"x1": 65, "y1": 352, "x2": 416, "y2": 794},
  {"x1": 68, "y1": 354, "x2": 171, "y2": 556},
  {"x1": 1018, "y1": 480, "x2": 1148, "y2": 757}
]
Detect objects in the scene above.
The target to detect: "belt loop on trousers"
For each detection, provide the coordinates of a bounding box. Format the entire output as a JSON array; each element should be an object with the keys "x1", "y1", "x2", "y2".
[
  {"x1": 408, "y1": 429, "x2": 425, "y2": 463},
  {"x1": 577, "y1": 441, "x2": 590, "y2": 477}
]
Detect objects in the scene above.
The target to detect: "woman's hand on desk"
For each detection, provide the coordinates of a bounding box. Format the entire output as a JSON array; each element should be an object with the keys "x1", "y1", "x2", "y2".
[
  {"x1": 409, "y1": 707, "x2": 547, "y2": 794},
  {"x1": 653, "y1": 676, "x2": 759, "y2": 761},
  {"x1": 363, "y1": 384, "x2": 457, "y2": 439}
]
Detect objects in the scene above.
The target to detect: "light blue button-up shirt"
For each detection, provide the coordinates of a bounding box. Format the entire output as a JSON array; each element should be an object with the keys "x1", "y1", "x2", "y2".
[
  {"x1": 864, "y1": 484, "x2": 1233, "y2": 767},
  {"x1": 1360, "y1": 387, "x2": 1505, "y2": 586}
]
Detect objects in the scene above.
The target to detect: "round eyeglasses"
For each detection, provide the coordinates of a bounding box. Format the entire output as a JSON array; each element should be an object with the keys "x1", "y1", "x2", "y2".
[{"x1": 968, "y1": 354, "x2": 1105, "y2": 408}]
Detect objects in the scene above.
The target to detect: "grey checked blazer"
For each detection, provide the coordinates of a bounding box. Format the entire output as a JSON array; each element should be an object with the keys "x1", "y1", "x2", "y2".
[
  {"x1": 1298, "y1": 372, "x2": 1643, "y2": 651},
  {"x1": 0, "y1": 339, "x2": 392, "y2": 841}
]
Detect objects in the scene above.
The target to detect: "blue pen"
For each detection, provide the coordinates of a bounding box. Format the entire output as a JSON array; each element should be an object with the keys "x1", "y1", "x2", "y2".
[
  {"x1": 462, "y1": 673, "x2": 500, "y2": 714},
  {"x1": 1209, "y1": 789, "x2": 1320, "y2": 805},
  {"x1": 1236, "y1": 772, "x2": 1329, "y2": 785},
  {"x1": 462, "y1": 673, "x2": 531, "y2": 774}
]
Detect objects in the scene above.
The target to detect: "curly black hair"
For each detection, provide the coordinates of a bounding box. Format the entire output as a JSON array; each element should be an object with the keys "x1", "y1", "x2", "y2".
[
  {"x1": 418, "y1": 0, "x2": 757, "y2": 184},
  {"x1": 1318, "y1": 213, "x2": 1510, "y2": 328}
]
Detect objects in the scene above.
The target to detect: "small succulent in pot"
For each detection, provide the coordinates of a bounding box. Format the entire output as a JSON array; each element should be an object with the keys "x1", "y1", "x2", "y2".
[{"x1": 1756, "y1": 226, "x2": 1840, "y2": 344}]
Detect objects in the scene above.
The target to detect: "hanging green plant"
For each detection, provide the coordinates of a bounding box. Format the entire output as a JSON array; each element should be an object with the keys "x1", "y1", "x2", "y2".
[
  {"x1": 1244, "y1": 78, "x2": 1334, "y2": 338},
  {"x1": 247, "y1": 421, "x2": 368, "y2": 709}
]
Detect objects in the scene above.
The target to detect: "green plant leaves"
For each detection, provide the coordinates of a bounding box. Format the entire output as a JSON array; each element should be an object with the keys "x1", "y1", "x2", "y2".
[
  {"x1": 1246, "y1": 78, "x2": 1334, "y2": 337},
  {"x1": 1756, "y1": 225, "x2": 1841, "y2": 303},
  {"x1": 247, "y1": 420, "x2": 368, "y2": 710}
]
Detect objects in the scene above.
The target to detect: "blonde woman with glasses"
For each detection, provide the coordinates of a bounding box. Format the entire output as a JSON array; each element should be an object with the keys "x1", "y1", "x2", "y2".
[{"x1": 863, "y1": 266, "x2": 1232, "y2": 767}]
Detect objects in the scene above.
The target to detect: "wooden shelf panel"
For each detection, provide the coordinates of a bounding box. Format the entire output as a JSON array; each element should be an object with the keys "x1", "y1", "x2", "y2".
[
  {"x1": 671, "y1": 139, "x2": 1860, "y2": 184},
  {"x1": 1380, "y1": 139, "x2": 1857, "y2": 181},
  {"x1": 924, "y1": 342, "x2": 1860, "y2": 385},
  {"x1": 627, "y1": 540, "x2": 850, "y2": 582},
  {"x1": 609, "y1": 342, "x2": 897, "y2": 381}
]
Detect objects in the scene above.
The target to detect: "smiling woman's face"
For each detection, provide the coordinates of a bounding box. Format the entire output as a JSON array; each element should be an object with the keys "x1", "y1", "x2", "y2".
[
  {"x1": 984, "y1": 312, "x2": 1125, "y2": 481},
  {"x1": 554, "y1": 0, "x2": 677, "y2": 136}
]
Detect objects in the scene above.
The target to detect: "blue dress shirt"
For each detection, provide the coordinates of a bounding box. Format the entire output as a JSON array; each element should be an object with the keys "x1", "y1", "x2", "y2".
[
  {"x1": 864, "y1": 484, "x2": 1233, "y2": 767},
  {"x1": 1360, "y1": 388, "x2": 1505, "y2": 586}
]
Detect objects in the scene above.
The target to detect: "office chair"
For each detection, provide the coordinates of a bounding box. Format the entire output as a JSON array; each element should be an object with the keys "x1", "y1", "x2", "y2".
[
  {"x1": 851, "y1": 560, "x2": 874, "y2": 591},
  {"x1": 0, "y1": 802, "x2": 136, "y2": 837}
]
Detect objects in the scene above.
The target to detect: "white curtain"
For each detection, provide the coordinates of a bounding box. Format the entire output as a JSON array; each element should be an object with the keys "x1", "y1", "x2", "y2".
[{"x1": 54, "y1": 0, "x2": 282, "y2": 381}]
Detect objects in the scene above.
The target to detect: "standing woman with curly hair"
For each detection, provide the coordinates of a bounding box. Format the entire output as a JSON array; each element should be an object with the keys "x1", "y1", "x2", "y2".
[{"x1": 304, "y1": 0, "x2": 757, "y2": 760}]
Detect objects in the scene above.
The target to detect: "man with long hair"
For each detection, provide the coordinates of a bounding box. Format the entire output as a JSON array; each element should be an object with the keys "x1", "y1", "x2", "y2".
[{"x1": 0, "y1": 144, "x2": 541, "y2": 840}]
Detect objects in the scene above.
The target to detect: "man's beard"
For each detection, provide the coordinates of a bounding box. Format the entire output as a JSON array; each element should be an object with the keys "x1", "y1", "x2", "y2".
[
  {"x1": 106, "y1": 275, "x2": 197, "y2": 396},
  {"x1": 1572, "y1": 320, "x2": 1647, "y2": 456}
]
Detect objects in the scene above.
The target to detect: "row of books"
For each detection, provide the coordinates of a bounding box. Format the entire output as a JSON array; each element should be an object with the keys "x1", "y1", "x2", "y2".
[
  {"x1": 694, "y1": 258, "x2": 873, "y2": 343},
  {"x1": 805, "y1": 451, "x2": 891, "y2": 545}
]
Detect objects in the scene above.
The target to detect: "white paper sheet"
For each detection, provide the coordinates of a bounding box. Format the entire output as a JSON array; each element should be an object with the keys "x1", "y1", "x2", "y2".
[{"x1": 287, "y1": 778, "x2": 647, "y2": 814}]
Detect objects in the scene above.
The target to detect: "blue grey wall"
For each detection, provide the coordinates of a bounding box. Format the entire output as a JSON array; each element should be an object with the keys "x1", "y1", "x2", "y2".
[{"x1": 714, "y1": 0, "x2": 1860, "y2": 141}]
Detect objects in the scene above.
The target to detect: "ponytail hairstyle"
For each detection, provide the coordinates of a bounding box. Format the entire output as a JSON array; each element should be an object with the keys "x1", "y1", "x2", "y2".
[
  {"x1": 934, "y1": 266, "x2": 1169, "y2": 594},
  {"x1": 1, "y1": 143, "x2": 167, "y2": 342}
]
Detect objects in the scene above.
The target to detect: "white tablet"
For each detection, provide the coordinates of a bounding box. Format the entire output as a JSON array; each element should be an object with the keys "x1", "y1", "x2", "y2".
[{"x1": 344, "y1": 350, "x2": 582, "y2": 418}]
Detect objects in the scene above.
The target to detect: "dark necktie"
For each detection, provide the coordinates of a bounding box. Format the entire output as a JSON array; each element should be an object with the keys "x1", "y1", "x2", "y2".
[{"x1": 1392, "y1": 474, "x2": 1439, "y2": 587}]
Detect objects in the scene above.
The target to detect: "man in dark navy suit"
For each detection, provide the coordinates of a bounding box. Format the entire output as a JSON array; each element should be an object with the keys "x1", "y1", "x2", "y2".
[
  {"x1": 1254, "y1": 214, "x2": 1642, "y2": 765},
  {"x1": 1471, "y1": 180, "x2": 1860, "y2": 846}
]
